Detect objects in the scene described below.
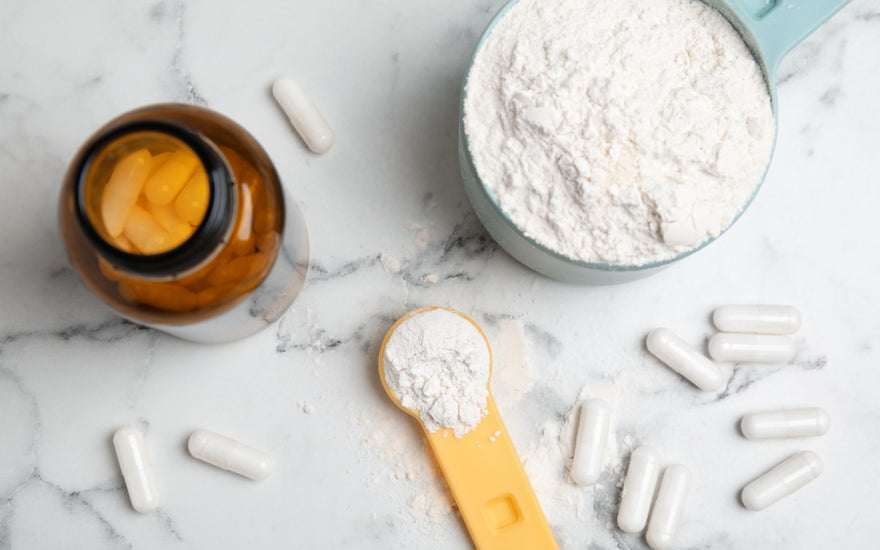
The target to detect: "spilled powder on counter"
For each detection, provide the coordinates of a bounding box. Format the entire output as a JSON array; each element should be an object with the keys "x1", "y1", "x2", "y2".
[
  {"x1": 378, "y1": 252, "x2": 401, "y2": 274},
  {"x1": 354, "y1": 406, "x2": 456, "y2": 538},
  {"x1": 383, "y1": 308, "x2": 490, "y2": 438},
  {"x1": 464, "y1": 0, "x2": 775, "y2": 265},
  {"x1": 408, "y1": 223, "x2": 431, "y2": 252},
  {"x1": 490, "y1": 319, "x2": 537, "y2": 411}
]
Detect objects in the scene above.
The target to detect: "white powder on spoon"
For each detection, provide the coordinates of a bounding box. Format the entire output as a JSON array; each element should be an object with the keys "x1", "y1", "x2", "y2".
[
  {"x1": 464, "y1": 0, "x2": 775, "y2": 266},
  {"x1": 383, "y1": 308, "x2": 491, "y2": 438}
]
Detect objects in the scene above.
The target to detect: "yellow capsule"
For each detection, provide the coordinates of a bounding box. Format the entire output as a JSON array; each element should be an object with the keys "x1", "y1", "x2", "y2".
[
  {"x1": 118, "y1": 281, "x2": 197, "y2": 312},
  {"x1": 252, "y1": 198, "x2": 277, "y2": 235},
  {"x1": 109, "y1": 234, "x2": 138, "y2": 254},
  {"x1": 255, "y1": 232, "x2": 279, "y2": 254},
  {"x1": 101, "y1": 149, "x2": 153, "y2": 237},
  {"x1": 207, "y1": 252, "x2": 270, "y2": 287},
  {"x1": 98, "y1": 257, "x2": 126, "y2": 282},
  {"x1": 231, "y1": 185, "x2": 254, "y2": 257},
  {"x1": 150, "y1": 151, "x2": 173, "y2": 168},
  {"x1": 143, "y1": 149, "x2": 200, "y2": 205},
  {"x1": 147, "y1": 200, "x2": 193, "y2": 248},
  {"x1": 232, "y1": 238, "x2": 255, "y2": 258},
  {"x1": 238, "y1": 162, "x2": 260, "y2": 186},
  {"x1": 173, "y1": 169, "x2": 210, "y2": 225},
  {"x1": 196, "y1": 284, "x2": 240, "y2": 309},
  {"x1": 218, "y1": 146, "x2": 243, "y2": 180},
  {"x1": 123, "y1": 205, "x2": 174, "y2": 255}
]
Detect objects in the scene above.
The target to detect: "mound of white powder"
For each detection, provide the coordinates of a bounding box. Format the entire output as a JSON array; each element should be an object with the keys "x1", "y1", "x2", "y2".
[
  {"x1": 383, "y1": 308, "x2": 491, "y2": 437},
  {"x1": 464, "y1": 0, "x2": 775, "y2": 265}
]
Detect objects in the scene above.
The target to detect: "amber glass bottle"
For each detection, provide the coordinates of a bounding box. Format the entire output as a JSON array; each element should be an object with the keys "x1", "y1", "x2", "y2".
[{"x1": 59, "y1": 104, "x2": 309, "y2": 343}]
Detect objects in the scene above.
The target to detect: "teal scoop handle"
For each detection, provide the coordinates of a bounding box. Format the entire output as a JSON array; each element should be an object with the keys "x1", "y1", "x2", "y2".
[{"x1": 706, "y1": 0, "x2": 851, "y2": 105}]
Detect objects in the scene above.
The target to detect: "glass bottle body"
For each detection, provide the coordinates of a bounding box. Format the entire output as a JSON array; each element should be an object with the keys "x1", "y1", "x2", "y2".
[{"x1": 59, "y1": 104, "x2": 309, "y2": 343}]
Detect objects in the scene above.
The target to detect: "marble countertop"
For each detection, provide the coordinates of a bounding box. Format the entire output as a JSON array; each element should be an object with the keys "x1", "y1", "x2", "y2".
[{"x1": 1, "y1": 1, "x2": 879, "y2": 549}]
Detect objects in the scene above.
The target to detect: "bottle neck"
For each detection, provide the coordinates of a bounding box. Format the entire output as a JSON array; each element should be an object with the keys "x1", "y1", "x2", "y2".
[{"x1": 74, "y1": 120, "x2": 235, "y2": 278}]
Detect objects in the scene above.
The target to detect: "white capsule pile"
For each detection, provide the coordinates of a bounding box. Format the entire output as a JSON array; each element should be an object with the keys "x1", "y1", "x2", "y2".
[
  {"x1": 563, "y1": 390, "x2": 694, "y2": 549},
  {"x1": 613, "y1": 445, "x2": 693, "y2": 550},
  {"x1": 736, "y1": 406, "x2": 829, "y2": 510},
  {"x1": 640, "y1": 304, "x2": 829, "y2": 532},
  {"x1": 110, "y1": 425, "x2": 274, "y2": 514},
  {"x1": 709, "y1": 304, "x2": 801, "y2": 363},
  {"x1": 647, "y1": 304, "x2": 804, "y2": 391}
]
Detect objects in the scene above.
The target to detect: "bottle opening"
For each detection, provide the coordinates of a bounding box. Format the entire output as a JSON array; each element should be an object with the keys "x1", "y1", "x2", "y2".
[
  {"x1": 74, "y1": 121, "x2": 233, "y2": 277},
  {"x1": 83, "y1": 131, "x2": 210, "y2": 254}
]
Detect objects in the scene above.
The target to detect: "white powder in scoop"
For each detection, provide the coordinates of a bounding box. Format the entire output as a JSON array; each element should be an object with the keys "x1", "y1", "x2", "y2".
[
  {"x1": 383, "y1": 308, "x2": 491, "y2": 438},
  {"x1": 464, "y1": 0, "x2": 775, "y2": 265}
]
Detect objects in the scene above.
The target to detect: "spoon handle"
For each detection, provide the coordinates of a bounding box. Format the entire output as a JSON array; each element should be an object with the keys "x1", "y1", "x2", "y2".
[
  {"x1": 424, "y1": 397, "x2": 558, "y2": 550},
  {"x1": 721, "y1": 0, "x2": 852, "y2": 80}
]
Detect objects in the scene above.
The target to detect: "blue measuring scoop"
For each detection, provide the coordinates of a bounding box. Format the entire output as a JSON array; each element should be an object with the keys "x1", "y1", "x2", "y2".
[{"x1": 707, "y1": 0, "x2": 851, "y2": 109}]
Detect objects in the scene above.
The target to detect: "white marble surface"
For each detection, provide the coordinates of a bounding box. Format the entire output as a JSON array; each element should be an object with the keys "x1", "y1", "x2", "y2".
[{"x1": 1, "y1": 1, "x2": 879, "y2": 549}]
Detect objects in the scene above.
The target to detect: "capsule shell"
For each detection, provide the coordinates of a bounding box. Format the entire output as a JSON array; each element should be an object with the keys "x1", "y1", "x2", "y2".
[
  {"x1": 570, "y1": 399, "x2": 611, "y2": 486},
  {"x1": 143, "y1": 149, "x2": 200, "y2": 205},
  {"x1": 272, "y1": 77, "x2": 334, "y2": 154},
  {"x1": 646, "y1": 464, "x2": 692, "y2": 550},
  {"x1": 188, "y1": 429, "x2": 274, "y2": 481},
  {"x1": 740, "y1": 407, "x2": 831, "y2": 440},
  {"x1": 708, "y1": 333, "x2": 796, "y2": 363},
  {"x1": 741, "y1": 451, "x2": 822, "y2": 511},
  {"x1": 713, "y1": 305, "x2": 802, "y2": 335},
  {"x1": 647, "y1": 328, "x2": 725, "y2": 392},
  {"x1": 101, "y1": 149, "x2": 153, "y2": 237},
  {"x1": 112, "y1": 426, "x2": 159, "y2": 513},
  {"x1": 618, "y1": 446, "x2": 662, "y2": 533}
]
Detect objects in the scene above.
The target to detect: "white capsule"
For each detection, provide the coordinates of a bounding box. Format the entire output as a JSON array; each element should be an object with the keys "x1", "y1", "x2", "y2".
[
  {"x1": 646, "y1": 328, "x2": 725, "y2": 392},
  {"x1": 570, "y1": 399, "x2": 611, "y2": 486},
  {"x1": 740, "y1": 407, "x2": 831, "y2": 440},
  {"x1": 646, "y1": 464, "x2": 692, "y2": 550},
  {"x1": 188, "y1": 429, "x2": 274, "y2": 481},
  {"x1": 112, "y1": 426, "x2": 159, "y2": 513},
  {"x1": 741, "y1": 451, "x2": 822, "y2": 511},
  {"x1": 272, "y1": 76, "x2": 334, "y2": 154},
  {"x1": 617, "y1": 446, "x2": 662, "y2": 533},
  {"x1": 713, "y1": 305, "x2": 802, "y2": 335},
  {"x1": 708, "y1": 333, "x2": 796, "y2": 363}
]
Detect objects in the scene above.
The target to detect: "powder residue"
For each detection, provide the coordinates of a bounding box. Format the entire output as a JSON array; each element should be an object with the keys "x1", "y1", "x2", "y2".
[
  {"x1": 379, "y1": 252, "x2": 401, "y2": 274},
  {"x1": 354, "y1": 407, "x2": 455, "y2": 536},
  {"x1": 490, "y1": 318, "x2": 537, "y2": 410},
  {"x1": 383, "y1": 308, "x2": 491, "y2": 437},
  {"x1": 464, "y1": 0, "x2": 775, "y2": 265}
]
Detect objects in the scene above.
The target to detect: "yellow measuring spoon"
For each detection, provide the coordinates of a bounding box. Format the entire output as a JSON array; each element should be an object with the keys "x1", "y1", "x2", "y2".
[{"x1": 378, "y1": 306, "x2": 559, "y2": 550}]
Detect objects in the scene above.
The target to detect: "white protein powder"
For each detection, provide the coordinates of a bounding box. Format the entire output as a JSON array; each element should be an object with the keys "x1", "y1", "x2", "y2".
[
  {"x1": 383, "y1": 308, "x2": 491, "y2": 437},
  {"x1": 464, "y1": 0, "x2": 775, "y2": 265}
]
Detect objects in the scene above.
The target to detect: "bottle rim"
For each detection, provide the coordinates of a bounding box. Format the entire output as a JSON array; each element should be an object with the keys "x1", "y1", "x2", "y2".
[{"x1": 73, "y1": 119, "x2": 234, "y2": 277}]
